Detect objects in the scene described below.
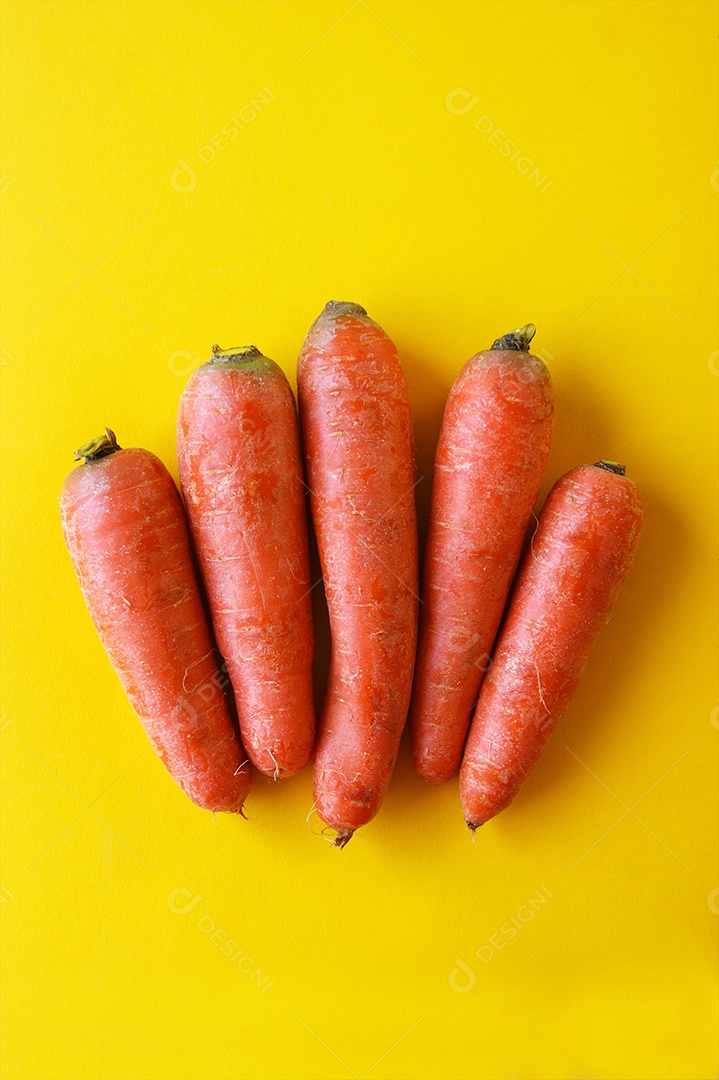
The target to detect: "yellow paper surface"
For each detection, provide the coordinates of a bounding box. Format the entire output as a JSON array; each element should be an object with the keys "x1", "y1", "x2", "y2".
[{"x1": 1, "y1": 2, "x2": 717, "y2": 1078}]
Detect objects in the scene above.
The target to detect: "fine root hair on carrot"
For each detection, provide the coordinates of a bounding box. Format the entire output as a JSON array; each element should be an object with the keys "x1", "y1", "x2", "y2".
[
  {"x1": 529, "y1": 628, "x2": 550, "y2": 715},
  {"x1": 267, "y1": 749, "x2": 281, "y2": 781},
  {"x1": 181, "y1": 649, "x2": 215, "y2": 694},
  {"x1": 305, "y1": 810, "x2": 333, "y2": 840},
  {"x1": 534, "y1": 659, "x2": 549, "y2": 715},
  {"x1": 306, "y1": 800, "x2": 348, "y2": 841},
  {"x1": 529, "y1": 509, "x2": 540, "y2": 561}
]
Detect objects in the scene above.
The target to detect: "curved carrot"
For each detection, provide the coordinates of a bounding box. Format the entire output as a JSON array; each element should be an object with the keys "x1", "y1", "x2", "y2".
[
  {"x1": 177, "y1": 345, "x2": 315, "y2": 778},
  {"x1": 60, "y1": 430, "x2": 251, "y2": 813},
  {"x1": 460, "y1": 461, "x2": 643, "y2": 828},
  {"x1": 411, "y1": 325, "x2": 553, "y2": 784},
  {"x1": 298, "y1": 302, "x2": 418, "y2": 846}
]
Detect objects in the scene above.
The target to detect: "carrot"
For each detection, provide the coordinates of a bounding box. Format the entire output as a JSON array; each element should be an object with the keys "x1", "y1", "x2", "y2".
[
  {"x1": 298, "y1": 302, "x2": 418, "y2": 846},
  {"x1": 460, "y1": 461, "x2": 643, "y2": 828},
  {"x1": 410, "y1": 324, "x2": 554, "y2": 784},
  {"x1": 177, "y1": 345, "x2": 315, "y2": 778},
  {"x1": 60, "y1": 429, "x2": 251, "y2": 813}
]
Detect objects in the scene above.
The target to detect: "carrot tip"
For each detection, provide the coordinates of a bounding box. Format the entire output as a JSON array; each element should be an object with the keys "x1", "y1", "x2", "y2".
[{"x1": 332, "y1": 828, "x2": 355, "y2": 849}]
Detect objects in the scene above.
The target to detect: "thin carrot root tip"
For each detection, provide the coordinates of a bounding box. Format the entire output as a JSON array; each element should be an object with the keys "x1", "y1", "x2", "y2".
[
  {"x1": 491, "y1": 323, "x2": 537, "y2": 352},
  {"x1": 332, "y1": 828, "x2": 355, "y2": 849}
]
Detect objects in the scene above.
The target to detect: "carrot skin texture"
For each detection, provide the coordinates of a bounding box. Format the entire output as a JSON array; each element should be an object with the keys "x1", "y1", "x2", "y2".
[
  {"x1": 410, "y1": 346, "x2": 553, "y2": 784},
  {"x1": 460, "y1": 464, "x2": 643, "y2": 827},
  {"x1": 177, "y1": 349, "x2": 316, "y2": 778},
  {"x1": 298, "y1": 302, "x2": 419, "y2": 841},
  {"x1": 61, "y1": 447, "x2": 251, "y2": 812}
]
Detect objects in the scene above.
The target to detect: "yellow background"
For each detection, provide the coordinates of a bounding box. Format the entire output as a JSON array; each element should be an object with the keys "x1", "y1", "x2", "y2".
[{"x1": 1, "y1": 2, "x2": 717, "y2": 1077}]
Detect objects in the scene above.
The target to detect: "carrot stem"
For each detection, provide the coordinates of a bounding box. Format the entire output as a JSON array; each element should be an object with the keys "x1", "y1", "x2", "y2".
[
  {"x1": 491, "y1": 324, "x2": 537, "y2": 352},
  {"x1": 594, "y1": 460, "x2": 626, "y2": 476},
  {"x1": 319, "y1": 300, "x2": 368, "y2": 319},
  {"x1": 210, "y1": 344, "x2": 264, "y2": 363},
  {"x1": 73, "y1": 427, "x2": 121, "y2": 464}
]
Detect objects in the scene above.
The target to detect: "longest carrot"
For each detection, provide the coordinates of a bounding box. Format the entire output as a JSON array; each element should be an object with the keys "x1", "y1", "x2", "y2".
[
  {"x1": 61, "y1": 430, "x2": 251, "y2": 813},
  {"x1": 298, "y1": 302, "x2": 418, "y2": 846},
  {"x1": 460, "y1": 462, "x2": 643, "y2": 828},
  {"x1": 177, "y1": 345, "x2": 315, "y2": 778},
  {"x1": 411, "y1": 324, "x2": 554, "y2": 784}
]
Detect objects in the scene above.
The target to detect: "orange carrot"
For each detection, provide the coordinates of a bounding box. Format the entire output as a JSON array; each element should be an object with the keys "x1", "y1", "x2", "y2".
[
  {"x1": 298, "y1": 302, "x2": 418, "y2": 846},
  {"x1": 177, "y1": 346, "x2": 315, "y2": 778},
  {"x1": 60, "y1": 429, "x2": 251, "y2": 812},
  {"x1": 411, "y1": 325, "x2": 553, "y2": 784},
  {"x1": 460, "y1": 461, "x2": 643, "y2": 828}
]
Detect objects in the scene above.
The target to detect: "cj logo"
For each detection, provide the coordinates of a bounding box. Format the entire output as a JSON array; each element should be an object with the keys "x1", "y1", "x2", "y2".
[
  {"x1": 170, "y1": 159, "x2": 199, "y2": 194},
  {"x1": 168, "y1": 350, "x2": 203, "y2": 377},
  {"x1": 448, "y1": 957, "x2": 476, "y2": 993},
  {"x1": 167, "y1": 887, "x2": 203, "y2": 915},
  {"x1": 445, "y1": 89, "x2": 480, "y2": 116}
]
